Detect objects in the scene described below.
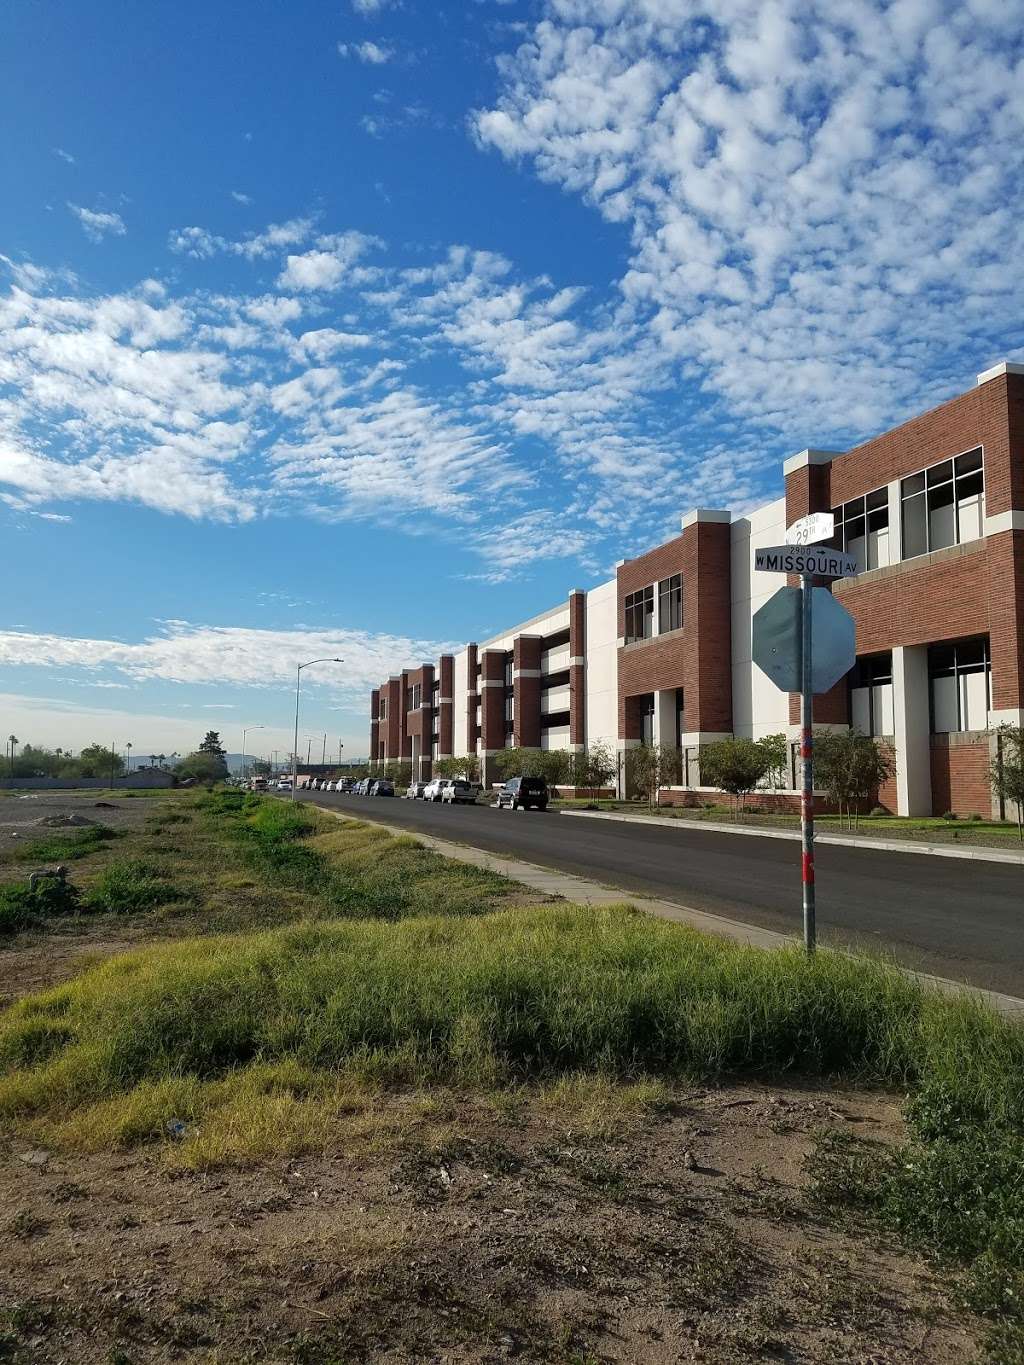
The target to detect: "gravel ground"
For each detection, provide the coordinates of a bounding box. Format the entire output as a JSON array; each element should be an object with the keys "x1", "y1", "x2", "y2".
[{"x1": 0, "y1": 792, "x2": 158, "y2": 855}]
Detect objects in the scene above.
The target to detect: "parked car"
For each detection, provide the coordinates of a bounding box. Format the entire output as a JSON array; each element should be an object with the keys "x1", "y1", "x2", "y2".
[
  {"x1": 276, "y1": 779, "x2": 293, "y2": 792},
  {"x1": 337, "y1": 778, "x2": 353, "y2": 793},
  {"x1": 442, "y1": 779, "x2": 477, "y2": 805},
  {"x1": 406, "y1": 780, "x2": 428, "y2": 799},
  {"x1": 495, "y1": 776, "x2": 548, "y2": 811},
  {"x1": 373, "y1": 778, "x2": 395, "y2": 797},
  {"x1": 423, "y1": 778, "x2": 454, "y2": 802}
]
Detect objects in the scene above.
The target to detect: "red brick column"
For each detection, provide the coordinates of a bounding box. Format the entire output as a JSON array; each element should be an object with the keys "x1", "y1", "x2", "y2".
[
  {"x1": 369, "y1": 688, "x2": 380, "y2": 766},
  {"x1": 438, "y1": 654, "x2": 454, "y2": 758},
  {"x1": 385, "y1": 678, "x2": 401, "y2": 761},
  {"x1": 513, "y1": 636, "x2": 542, "y2": 749},
  {"x1": 680, "y1": 518, "x2": 733, "y2": 734},
  {"x1": 466, "y1": 643, "x2": 478, "y2": 752},
  {"x1": 989, "y1": 530, "x2": 1024, "y2": 710},
  {"x1": 480, "y1": 649, "x2": 506, "y2": 754},
  {"x1": 569, "y1": 590, "x2": 586, "y2": 749}
]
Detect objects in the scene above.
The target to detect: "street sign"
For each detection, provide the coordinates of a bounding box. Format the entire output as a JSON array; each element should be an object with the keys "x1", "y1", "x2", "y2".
[
  {"x1": 752, "y1": 586, "x2": 856, "y2": 695},
  {"x1": 754, "y1": 544, "x2": 858, "y2": 578},
  {"x1": 786, "y1": 512, "x2": 835, "y2": 546}
]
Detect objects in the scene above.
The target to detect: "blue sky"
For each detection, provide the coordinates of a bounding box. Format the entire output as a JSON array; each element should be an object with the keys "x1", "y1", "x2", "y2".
[{"x1": 2, "y1": 0, "x2": 1023, "y2": 764}]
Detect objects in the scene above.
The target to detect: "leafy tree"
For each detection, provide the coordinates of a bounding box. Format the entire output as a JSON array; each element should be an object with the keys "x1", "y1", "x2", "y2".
[
  {"x1": 491, "y1": 748, "x2": 572, "y2": 786},
  {"x1": 698, "y1": 738, "x2": 772, "y2": 819},
  {"x1": 758, "y1": 733, "x2": 790, "y2": 790},
  {"x1": 175, "y1": 750, "x2": 228, "y2": 784},
  {"x1": 250, "y1": 758, "x2": 272, "y2": 777},
  {"x1": 77, "y1": 743, "x2": 126, "y2": 780},
  {"x1": 568, "y1": 741, "x2": 617, "y2": 796},
  {"x1": 198, "y1": 731, "x2": 227, "y2": 757},
  {"x1": 385, "y1": 760, "x2": 413, "y2": 788},
  {"x1": 989, "y1": 725, "x2": 1024, "y2": 841},
  {"x1": 625, "y1": 743, "x2": 667, "y2": 811},
  {"x1": 815, "y1": 730, "x2": 896, "y2": 830},
  {"x1": 435, "y1": 756, "x2": 480, "y2": 782}
]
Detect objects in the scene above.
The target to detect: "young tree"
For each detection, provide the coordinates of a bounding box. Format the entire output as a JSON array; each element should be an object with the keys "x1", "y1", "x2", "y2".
[
  {"x1": 626, "y1": 743, "x2": 664, "y2": 811},
  {"x1": 814, "y1": 730, "x2": 896, "y2": 830},
  {"x1": 569, "y1": 741, "x2": 616, "y2": 797},
  {"x1": 698, "y1": 738, "x2": 772, "y2": 819},
  {"x1": 757, "y1": 733, "x2": 789, "y2": 790},
  {"x1": 435, "y1": 756, "x2": 480, "y2": 782},
  {"x1": 990, "y1": 724, "x2": 1024, "y2": 841},
  {"x1": 386, "y1": 760, "x2": 413, "y2": 788},
  {"x1": 198, "y1": 731, "x2": 227, "y2": 757}
]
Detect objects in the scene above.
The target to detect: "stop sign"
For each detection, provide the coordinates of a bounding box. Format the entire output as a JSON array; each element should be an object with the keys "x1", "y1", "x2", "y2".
[{"x1": 752, "y1": 587, "x2": 855, "y2": 694}]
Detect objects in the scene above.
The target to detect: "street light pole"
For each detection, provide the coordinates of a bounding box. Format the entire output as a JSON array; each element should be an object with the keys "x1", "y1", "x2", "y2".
[
  {"x1": 292, "y1": 659, "x2": 343, "y2": 799},
  {"x1": 241, "y1": 725, "x2": 265, "y2": 785}
]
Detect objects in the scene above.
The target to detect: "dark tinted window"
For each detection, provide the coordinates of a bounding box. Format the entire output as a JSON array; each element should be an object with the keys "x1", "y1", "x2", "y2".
[{"x1": 521, "y1": 777, "x2": 547, "y2": 792}]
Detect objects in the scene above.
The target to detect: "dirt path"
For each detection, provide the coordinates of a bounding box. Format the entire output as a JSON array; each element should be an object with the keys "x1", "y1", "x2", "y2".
[{"x1": 0, "y1": 1082, "x2": 977, "y2": 1364}]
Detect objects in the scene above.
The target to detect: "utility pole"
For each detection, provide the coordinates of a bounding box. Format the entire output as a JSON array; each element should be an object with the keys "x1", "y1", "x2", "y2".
[{"x1": 321, "y1": 732, "x2": 327, "y2": 765}]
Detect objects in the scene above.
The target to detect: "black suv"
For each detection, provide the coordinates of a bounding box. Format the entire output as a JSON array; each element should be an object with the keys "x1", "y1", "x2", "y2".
[{"x1": 496, "y1": 776, "x2": 549, "y2": 811}]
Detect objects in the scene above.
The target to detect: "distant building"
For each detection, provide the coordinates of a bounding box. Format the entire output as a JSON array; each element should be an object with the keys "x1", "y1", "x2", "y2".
[{"x1": 369, "y1": 362, "x2": 1024, "y2": 816}]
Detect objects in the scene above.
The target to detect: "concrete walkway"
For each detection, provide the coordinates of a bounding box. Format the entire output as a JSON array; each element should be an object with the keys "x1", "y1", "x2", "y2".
[
  {"x1": 560, "y1": 808, "x2": 1024, "y2": 865},
  {"x1": 322, "y1": 805, "x2": 1024, "y2": 1019}
]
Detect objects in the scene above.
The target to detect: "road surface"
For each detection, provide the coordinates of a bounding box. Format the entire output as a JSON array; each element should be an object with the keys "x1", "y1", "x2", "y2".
[{"x1": 305, "y1": 792, "x2": 1024, "y2": 997}]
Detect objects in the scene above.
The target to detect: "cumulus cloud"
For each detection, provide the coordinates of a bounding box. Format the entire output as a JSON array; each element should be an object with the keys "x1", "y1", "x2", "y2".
[
  {"x1": 475, "y1": 0, "x2": 1024, "y2": 439},
  {"x1": 68, "y1": 204, "x2": 126, "y2": 242},
  {"x1": 276, "y1": 230, "x2": 380, "y2": 291},
  {"x1": 0, "y1": 621, "x2": 457, "y2": 696},
  {"x1": 338, "y1": 39, "x2": 394, "y2": 63}
]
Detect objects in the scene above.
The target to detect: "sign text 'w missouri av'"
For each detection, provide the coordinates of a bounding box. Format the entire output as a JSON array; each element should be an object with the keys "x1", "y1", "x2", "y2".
[{"x1": 754, "y1": 544, "x2": 858, "y2": 578}]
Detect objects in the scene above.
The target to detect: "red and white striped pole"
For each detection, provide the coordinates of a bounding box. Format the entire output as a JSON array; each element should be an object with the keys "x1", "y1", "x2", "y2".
[{"x1": 800, "y1": 572, "x2": 816, "y2": 954}]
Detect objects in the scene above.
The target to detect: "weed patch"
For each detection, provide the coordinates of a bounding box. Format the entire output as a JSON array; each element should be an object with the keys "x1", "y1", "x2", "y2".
[
  {"x1": 85, "y1": 860, "x2": 186, "y2": 914},
  {"x1": 0, "y1": 876, "x2": 83, "y2": 935},
  {"x1": 4, "y1": 825, "x2": 118, "y2": 865}
]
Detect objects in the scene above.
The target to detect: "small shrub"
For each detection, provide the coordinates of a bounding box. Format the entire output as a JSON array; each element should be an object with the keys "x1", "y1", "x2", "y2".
[
  {"x1": 970, "y1": 812, "x2": 984, "y2": 822},
  {"x1": 869, "y1": 806, "x2": 887, "y2": 817},
  {"x1": 0, "y1": 876, "x2": 82, "y2": 934},
  {"x1": 86, "y1": 860, "x2": 184, "y2": 914},
  {"x1": 10, "y1": 825, "x2": 116, "y2": 863},
  {"x1": 942, "y1": 811, "x2": 957, "y2": 821}
]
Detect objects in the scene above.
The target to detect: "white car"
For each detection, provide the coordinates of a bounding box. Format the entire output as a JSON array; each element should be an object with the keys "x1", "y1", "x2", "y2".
[
  {"x1": 276, "y1": 779, "x2": 293, "y2": 791},
  {"x1": 423, "y1": 777, "x2": 453, "y2": 802}
]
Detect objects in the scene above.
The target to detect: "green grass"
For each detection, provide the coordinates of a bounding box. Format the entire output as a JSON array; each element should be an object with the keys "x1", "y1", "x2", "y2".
[
  {"x1": 0, "y1": 876, "x2": 82, "y2": 935},
  {"x1": 3, "y1": 825, "x2": 118, "y2": 865},
  {"x1": 193, "y1": 789, "x2": 514, "y2": 921},
  {"x1": 85, "y1": 859, "x2": 187, "y2": 914}
]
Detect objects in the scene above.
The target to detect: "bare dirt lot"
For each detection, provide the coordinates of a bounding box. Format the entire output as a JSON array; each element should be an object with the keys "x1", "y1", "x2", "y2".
[
  {"x1": 0, "y1": 791, "x2": 158, "y2": 856},
  {"x1": 1, "y1": 1082, "x2": 976, "y2": 1364}
]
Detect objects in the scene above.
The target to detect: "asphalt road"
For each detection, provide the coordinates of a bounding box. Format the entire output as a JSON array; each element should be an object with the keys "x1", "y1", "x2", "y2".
[{"x1": 306, "y1": 792, "x2": 1024, "y2": 998}]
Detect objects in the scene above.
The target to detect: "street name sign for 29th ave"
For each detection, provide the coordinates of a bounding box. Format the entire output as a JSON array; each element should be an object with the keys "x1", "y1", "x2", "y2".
[
  {"x1": 754, "y1": 544, "x2": 858, "y2": 578},
  {"x1": 785, "y1": 511, "x2": 835, "y2": 546}
]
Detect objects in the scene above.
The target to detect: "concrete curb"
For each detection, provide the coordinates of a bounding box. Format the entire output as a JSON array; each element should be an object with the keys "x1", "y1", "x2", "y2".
[
  {"x1": 559, "y1": 808, "x2": 1024, "y2": 865},
  {"x1": 311, "y1": 801, "x2": 1024, "y2": 1019}
]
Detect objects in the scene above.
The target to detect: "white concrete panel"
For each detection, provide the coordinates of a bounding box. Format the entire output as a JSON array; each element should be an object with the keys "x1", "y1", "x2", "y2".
[
  {"x1": 541, "y1": 726, "x2": 570, "y2": 750},
  {"x1": 480, "y1": 603, "x2": 570, "y2": 652},
  {"x1": 542, "y1": 644, "x2": 571, "y2": 674},
  {"x1": 731, "y1": 498, "x2": 791, "y2": 739},
  {"x1": 584, "y1": 578, "x2": 618, "y2": 750},
  {"x1": 541, "y1": 685, "x2": 571, "y2": 714},
  {"x1": 453, "y1": 650, "x2": 468, "y2": 756},
  {"x1": 962, "y1": 670, "x2": 988, "y2": 730}
]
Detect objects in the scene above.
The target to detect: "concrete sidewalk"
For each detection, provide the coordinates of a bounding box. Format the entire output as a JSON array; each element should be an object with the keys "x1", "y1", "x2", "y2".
[
  {"x1": 559, "y1": 808, "x2": 1024, "y2": 865},
  {"x1": 321, "y1": 804, "x2": 1024, "y2": 1019}
]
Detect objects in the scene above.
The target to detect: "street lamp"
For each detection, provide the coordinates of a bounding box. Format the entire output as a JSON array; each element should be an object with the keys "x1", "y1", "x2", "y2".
[
  {"x1": 292, "y1": 659, "x2": 343, "y2": 798},
  {"x1": 241, "y1": 725, "x2": 265, "y2": 785}
]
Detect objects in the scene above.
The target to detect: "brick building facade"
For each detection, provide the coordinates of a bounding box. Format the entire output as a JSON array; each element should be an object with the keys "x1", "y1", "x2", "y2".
[{"x1": 370, "y1": 364, "x2": 1024, "y2": 816}]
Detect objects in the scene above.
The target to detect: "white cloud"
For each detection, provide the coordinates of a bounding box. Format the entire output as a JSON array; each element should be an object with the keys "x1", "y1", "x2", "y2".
[
  {"x1": 68, "y1": 204, "x2": 127, "y2": 242},
  {"x1": 475, "y1": 0, "x2": 1024, "y2": 439},
  {"x1": 0, "y1": 621, "x2": 457, "y2": 697},
  {"x1": 231, "y1": 190, "x2": 253, "y2": 205},
  {"x1": 53, "y1": 148, "x2": 75, "y2": 164},
  {"x1": 338, "y1": 39, "x2": 394, "y2": 63},
  {"x1": 276, "y1": 230, "x2": 379, "y2": 291},
  {"x1": 351, "y1": 0, "x2": 390, "y2": 12}
]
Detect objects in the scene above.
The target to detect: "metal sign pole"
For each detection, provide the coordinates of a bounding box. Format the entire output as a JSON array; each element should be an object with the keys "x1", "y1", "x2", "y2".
[{"x1": 800, "y1": 572, "x2": 816, "y2": 954}]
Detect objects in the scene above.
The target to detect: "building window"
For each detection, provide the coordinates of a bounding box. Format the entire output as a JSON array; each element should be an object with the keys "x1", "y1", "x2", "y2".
[
  {"x1": 929, "y1": 638, "x2": 990, "y2": 733},
  {"x1": 833, "y1": 488, "x2": 890, "y2": 571},
  {"x1": 640, "y1": 694, "x2": 655, "y2": 746},
  {"x1": 504, "y1": 654, "x2": 513, "y2": 688},
  {"x1": 625, "y1": 585, "x2": 654, "y2": 643},
  {"x1": 901, "y1": 449, "x2": 984, "y2": 560},
  {"x1": 850, "y1": 655, "x2": 894, "y2": 737},
  {"x1": 406, "y1": 683, "x2": 421, "y2": 712},
  {"x1": 658, "y1": 574, "x2": 683, "y2": 633},
  {"x1": 675, "y1": 687, "x2": 686, "y2": 749},
  {"x1": 379, "y1": 698, "x2": 387, "y2": 720}
]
